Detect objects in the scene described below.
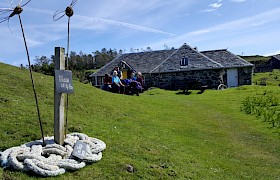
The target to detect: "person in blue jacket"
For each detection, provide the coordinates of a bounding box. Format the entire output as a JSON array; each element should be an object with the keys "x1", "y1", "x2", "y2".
[{"x1": 112, "y1": 70, "x2": 124, "y2": 93}]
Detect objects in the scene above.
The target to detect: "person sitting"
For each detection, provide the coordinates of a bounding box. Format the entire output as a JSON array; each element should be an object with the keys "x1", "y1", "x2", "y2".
[
  {"x1": 125, "y1": 72, "x2": 140, "y2": 95},
  {"x1": 129, "y1": 72, "x2": 137, "y2": 81},
  {"x1": 136, "y1": 72, "x2": 144, "y2": 93},
  {"x1": 112, "y1": 70, "x2": 125, "y2": 93},
  {"x1": 101, "y1": 74, "x2": 112, "y2": 91},
  {"x1": 124, "y1": 72, "x2": 136, "y2": 85}
]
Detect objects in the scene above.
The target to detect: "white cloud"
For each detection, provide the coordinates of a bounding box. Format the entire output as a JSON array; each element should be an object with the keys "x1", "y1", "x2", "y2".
[
  {"x1": 182, "y1": 13, "x2": 190, "y2": 17},
  {"x1": 147, "y1": 7, "x2": 280, "y2": 49},
  {"x1": 231, "y1": 0, "x2": 246, "y2": 2},
  {"x1": 198, "y1": 7, "x2": 280, "y2": 34},
  {"x1": 25, "y1": 6, "x2": 55, "y2": 16},
  {"x1": 0, "y1": 2, "x2": 177, "y2": 65},
  {"x1": 1, "y1": 0, "x2": 279, "y2": 65},
  {"x1": 264, "y1": 50, "x2": 280, "y2": 56},
  {"x1": 24, "y1": 6, "x2": 175, "y2": 36},
  {"x1": 201, "y1": 2, "x2": 222, "y2": 12},
  {"x1": 79, "y1": 0, "x2": 195, "y2": 20},
  {"x1": 210, "y1": 3, "x2": 222, "y2": 8},
  {"x1": 76, "y1": 0, "x2": 197, "y2": 32},
  {"x1": 188, "y1": 30, "x2": 211, "y2": 36},
  {"x1": 73, "y1": 15, "x2": 176, "y2": 36},
  {"x1": 201, "y1": 9, "x2": 216, "y2": 12},
  {"x1": 251, "y1": 21, "x2": 266, "y2": 26},
  {"x1": 1, "y1": 1, "x2": 178, "y2": 36}
]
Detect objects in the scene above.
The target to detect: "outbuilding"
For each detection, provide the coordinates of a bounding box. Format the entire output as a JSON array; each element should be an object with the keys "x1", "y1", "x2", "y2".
[
  {"x1": 269, "y1": 55, "x2": 280, "y2": 70},
  {"x1": 250, "y1": 55, "x2": 280, "y2": 73}
]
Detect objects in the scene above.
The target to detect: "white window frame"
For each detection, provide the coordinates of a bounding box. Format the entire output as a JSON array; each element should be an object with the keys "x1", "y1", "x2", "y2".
[{"x1": 180, "y1": 57, "x2": 188, "y2": 66}]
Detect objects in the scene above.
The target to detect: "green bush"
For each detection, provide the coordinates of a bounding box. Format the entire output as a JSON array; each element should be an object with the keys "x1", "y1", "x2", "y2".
[{"x1": 241, "y1": 91, "x2": 280, "y2": 130}]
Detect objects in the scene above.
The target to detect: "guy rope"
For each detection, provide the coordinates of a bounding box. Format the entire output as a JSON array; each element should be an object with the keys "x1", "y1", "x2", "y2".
[
  {"x1": 0, "y1": 0, "x2": 45, "y2": 145},
  {"x1": 0, "y1": 1, "x2": 107, "y2": 176},
  {"x1": 53, "y1": 0, "x2": 79, "y2": 137}
]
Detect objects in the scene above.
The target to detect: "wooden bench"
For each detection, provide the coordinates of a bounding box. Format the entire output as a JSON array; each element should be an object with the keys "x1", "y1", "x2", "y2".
[{"x1": 173, "y1": 80, "x2": 208, "y2": 93}]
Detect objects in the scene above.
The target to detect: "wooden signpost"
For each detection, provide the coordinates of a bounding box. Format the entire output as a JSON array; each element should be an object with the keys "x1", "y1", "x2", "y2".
[{"x1": 54, "y1": 47, "x2": 74, "y2": 145}]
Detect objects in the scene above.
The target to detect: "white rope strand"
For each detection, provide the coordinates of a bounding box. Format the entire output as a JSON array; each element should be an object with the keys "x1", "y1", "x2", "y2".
[{"x1": 0, "y1": 133, "x2": 106, "y2": 177}]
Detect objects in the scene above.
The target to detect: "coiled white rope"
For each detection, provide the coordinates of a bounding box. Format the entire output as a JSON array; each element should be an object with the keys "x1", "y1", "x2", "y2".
[{"x1": 0, "y1": 133, "x2": 106, "y2": 177}]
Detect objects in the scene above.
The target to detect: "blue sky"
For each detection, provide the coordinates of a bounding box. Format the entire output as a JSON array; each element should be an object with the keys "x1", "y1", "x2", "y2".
[{"x1": 0, "y1": 0, "x2": 280, "y2": 66}]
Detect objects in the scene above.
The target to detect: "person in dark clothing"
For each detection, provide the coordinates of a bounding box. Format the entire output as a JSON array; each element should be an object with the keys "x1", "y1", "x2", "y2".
[
  {"x1": 101, "y1": 74, "x2": 112, "y2": 91},
  {"x1": 126, "y1": 72, "x2": 140, "y2": 96},
  {"x1": 136, "y1": 72, "x2": 144, "y2": 92},
  {"x1": 111, "y1": 66, "x2": 122, "y2": 79}
]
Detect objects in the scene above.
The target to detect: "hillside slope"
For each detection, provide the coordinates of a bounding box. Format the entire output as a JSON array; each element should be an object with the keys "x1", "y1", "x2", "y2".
[
  {"x1": 0, "y1": 62, "x2": 280, "y2": 179},
  {"x1": 241, "y1": 55, "x2": 270, "y2": 62}
]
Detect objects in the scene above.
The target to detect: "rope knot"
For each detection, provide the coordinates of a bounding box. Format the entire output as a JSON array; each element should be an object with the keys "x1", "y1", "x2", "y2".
[
  {"x1": 10, "y1": 6, "x2": 23, "y2": 17},
  {"x1": 65, "y1": 6, "x2": 74, "y2": 17}
]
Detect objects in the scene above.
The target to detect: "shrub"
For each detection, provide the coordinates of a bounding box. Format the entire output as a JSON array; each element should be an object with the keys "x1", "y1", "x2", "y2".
[{"x1": 241, "y1": 91, "x2": 280, "y2": 131}]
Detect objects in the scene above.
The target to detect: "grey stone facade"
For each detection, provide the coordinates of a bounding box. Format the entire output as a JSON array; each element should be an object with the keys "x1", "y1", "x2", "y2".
[
  {"x1": 144, "y1": 67, "x2": 252, "y2": 90},
  {"x1": 144, "y1": 69, "x2": 221, "y2": 89},
  {"x1": 238, "y1": 67, "x2": 253, "y2": 86}
]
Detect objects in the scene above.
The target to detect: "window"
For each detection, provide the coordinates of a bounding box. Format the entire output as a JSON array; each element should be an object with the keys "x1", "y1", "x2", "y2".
[{"x1": 180, "y1": 56, "x2": 188, "y2": 66}]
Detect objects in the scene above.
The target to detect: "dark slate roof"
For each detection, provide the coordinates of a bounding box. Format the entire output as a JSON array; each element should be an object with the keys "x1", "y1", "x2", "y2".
[
  {"x1": 200, "y1": 49, "x2": 254, "y2": 68},
  {"x1": 92, "y1": 44, "x2": 252, "y2": 77},
  {"x1": 150, "y1": 44, "x2": 222, "y2": 73},
  {"x1": 92, "y1": 49, "x2": 177, "y2": 76},
  {"x1": 272, "y1": 55, "x2": 280, "y2": 60}
]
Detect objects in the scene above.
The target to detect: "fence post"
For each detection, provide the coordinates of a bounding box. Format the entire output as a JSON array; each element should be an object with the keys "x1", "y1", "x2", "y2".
[{"x1": 54, "y1": 47, "x2": 65, "y2": 145}]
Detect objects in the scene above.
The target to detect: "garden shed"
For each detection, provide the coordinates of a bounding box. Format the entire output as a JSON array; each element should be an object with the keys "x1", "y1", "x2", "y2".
[
  {"x1": 91, "y1": 43, "x2": 254, "y2": 89},
  {"x1": 252, "y1": 55, "x2": 280, "y2": 73},
  {"x1": 269, "y1": 55, "x2": 280, "y2": 69}
]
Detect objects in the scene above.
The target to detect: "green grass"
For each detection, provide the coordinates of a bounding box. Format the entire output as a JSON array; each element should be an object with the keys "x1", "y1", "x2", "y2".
[
  {"x1": 253, "y1": 69, "x2": 280, "y2": 86},
  {"x1": 0, "y1": 62, "x2": 280, "y2": 179}
]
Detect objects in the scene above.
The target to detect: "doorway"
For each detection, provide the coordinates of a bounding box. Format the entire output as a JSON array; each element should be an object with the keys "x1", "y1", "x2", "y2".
[{"x1": 227, "y1": 68, "x2": 238, "y2": 87}]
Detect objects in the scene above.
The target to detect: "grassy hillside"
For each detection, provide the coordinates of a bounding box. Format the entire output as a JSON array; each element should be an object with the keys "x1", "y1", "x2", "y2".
[
  {"x1": 241, "y1": 55, "x2": 271, "y2": 62},
  {"x1": 0, "y1": 62, "x2": 280, "y2": 179}
]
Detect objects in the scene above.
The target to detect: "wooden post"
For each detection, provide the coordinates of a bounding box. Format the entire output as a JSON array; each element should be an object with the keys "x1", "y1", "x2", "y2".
[{"x1": 54, "y1": 47, "x2": 65, "y2": 145}]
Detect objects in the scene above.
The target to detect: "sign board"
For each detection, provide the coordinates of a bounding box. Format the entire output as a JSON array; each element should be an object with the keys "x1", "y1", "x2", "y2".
[
  {"x1": 72, "y1": 140, "x2": 91, "y2": 159},
  {"x1": 55, "y1": 70, "x2": 74, "y2": 94}
]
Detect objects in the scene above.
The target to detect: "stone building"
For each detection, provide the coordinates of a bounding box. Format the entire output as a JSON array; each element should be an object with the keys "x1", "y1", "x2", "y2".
[
  {"x1": 91, "y1": 43, "x2": 254, "y2": 89},
  {"x1": 270, "y1": 55, "x2": 280, "y2": 69},
  {"x1": 250, "y1": 55, "x2": 280, "y2": 73}
]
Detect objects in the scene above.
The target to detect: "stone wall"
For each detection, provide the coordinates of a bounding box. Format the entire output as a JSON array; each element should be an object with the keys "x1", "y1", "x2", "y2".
[
  {"x1": 144, "y1": 67, "x2": 253, "y2": 90},
  {"x1": 238, "y1": 67, "x2": 253, "y2": 85},
  {"x1": 144, "y1": 69, "x2": 222, "y2": 89}
]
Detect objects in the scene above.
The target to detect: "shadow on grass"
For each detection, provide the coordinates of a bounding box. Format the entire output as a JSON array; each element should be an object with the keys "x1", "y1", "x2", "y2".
[
  {"x1": 175, "y1": 91, "x2": 204, "y2": 95},
  {"x1": 175, "y1": 91, "x2": 191, "y2": 95}
]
